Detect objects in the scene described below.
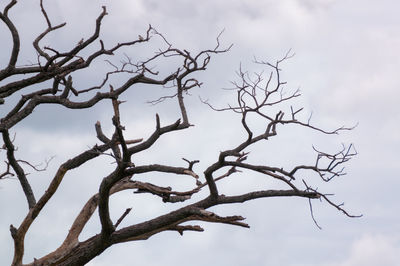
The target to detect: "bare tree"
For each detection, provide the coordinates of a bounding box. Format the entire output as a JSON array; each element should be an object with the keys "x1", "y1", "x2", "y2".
[{"x1": 0, "y1": 1, "x2": 358, "y2": 265}]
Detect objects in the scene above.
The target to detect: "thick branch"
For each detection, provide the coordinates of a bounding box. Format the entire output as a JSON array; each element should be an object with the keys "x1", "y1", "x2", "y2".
[{"x1": 2, "y1": 130, "x2": 36, "y2": 209}]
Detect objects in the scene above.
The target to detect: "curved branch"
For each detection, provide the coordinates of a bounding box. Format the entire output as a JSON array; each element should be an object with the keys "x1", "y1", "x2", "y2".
[{"x1": 0, "y1": 0, "x2": 20, "y2": 76}]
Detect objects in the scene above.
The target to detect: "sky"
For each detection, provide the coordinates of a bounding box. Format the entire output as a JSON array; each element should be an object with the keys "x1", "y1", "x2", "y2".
[{"x1": 0, "y1": 0, "x2": 399, "y2": 265}]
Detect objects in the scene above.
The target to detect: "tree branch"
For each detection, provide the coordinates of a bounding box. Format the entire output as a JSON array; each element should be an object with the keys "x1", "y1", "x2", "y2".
[
  {"x1": 0, "y1": 0, "x2": 20, "y2": 76},
  {"x1": 10, "y1": 141, "x2": 114, "y2": 265},
  {"x1": 2, "y1": 130, "x2": 36, "y2": 209}
]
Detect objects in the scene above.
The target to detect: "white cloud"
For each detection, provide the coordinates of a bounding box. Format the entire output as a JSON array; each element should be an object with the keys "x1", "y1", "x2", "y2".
[
  {"x1": 14, "y1": 127, "x2": 96, "y2": 159},
  {"x1": 323, "y1": 234, "x2": 400, "y2": 266}
]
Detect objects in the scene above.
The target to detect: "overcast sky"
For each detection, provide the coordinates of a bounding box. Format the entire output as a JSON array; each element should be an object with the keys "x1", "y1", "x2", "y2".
[{"x1": 1, "y1": 0, "x2": 399, "y2": 265}]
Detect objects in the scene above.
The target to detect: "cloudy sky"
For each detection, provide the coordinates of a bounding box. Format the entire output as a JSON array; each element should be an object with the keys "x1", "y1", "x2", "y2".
[{"x1": 0, "y1": 0, "x2": 399, "y2": 265}]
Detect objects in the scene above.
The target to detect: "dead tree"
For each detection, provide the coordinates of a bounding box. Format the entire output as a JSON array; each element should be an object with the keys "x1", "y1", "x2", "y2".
[{"x1": 0, "y1": 1, "x2": 358, "y2": 265}]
